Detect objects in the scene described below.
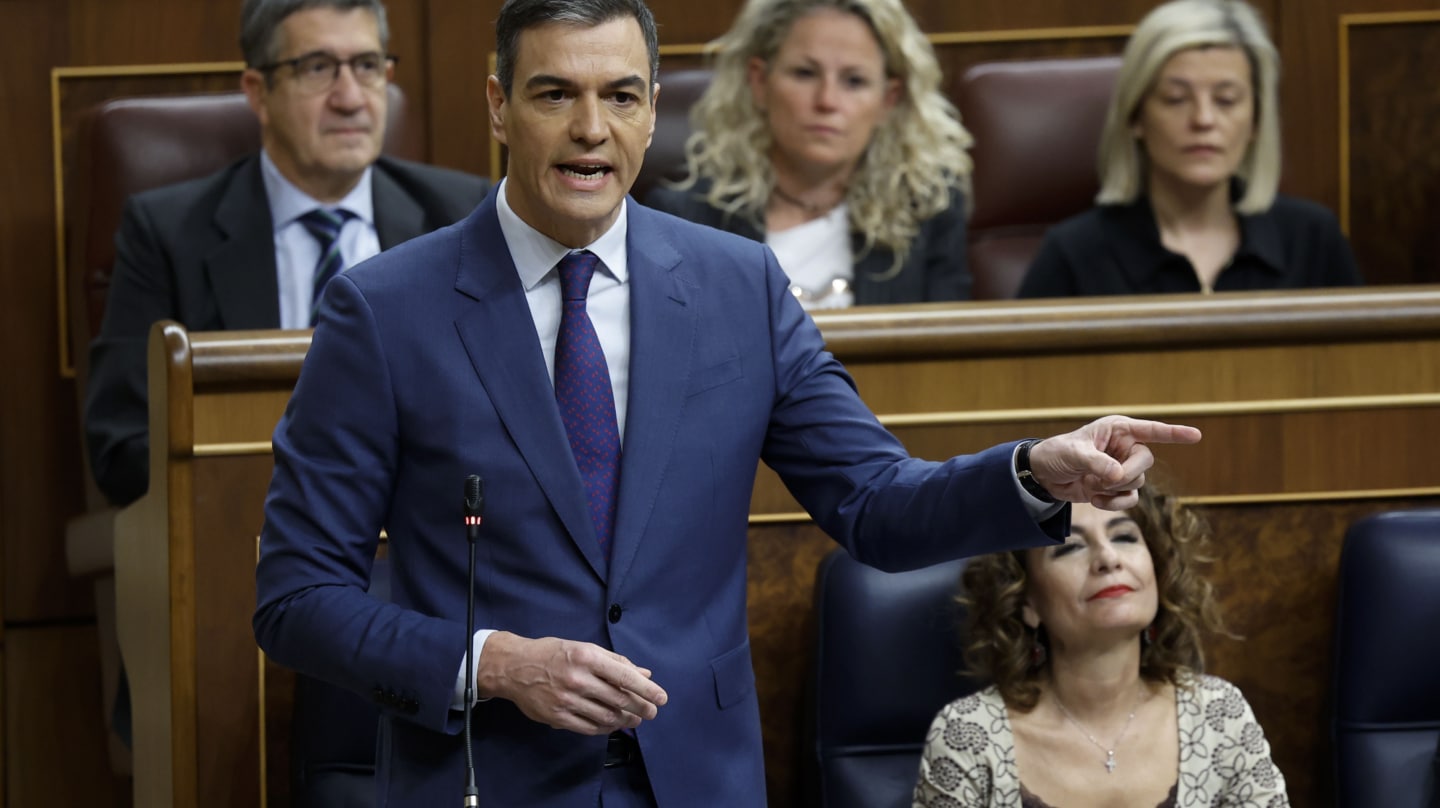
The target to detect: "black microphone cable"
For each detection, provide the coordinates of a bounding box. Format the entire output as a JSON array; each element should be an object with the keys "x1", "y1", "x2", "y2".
[{"x1": 462, "y1": 475, "x2": 485, "y2": 808}]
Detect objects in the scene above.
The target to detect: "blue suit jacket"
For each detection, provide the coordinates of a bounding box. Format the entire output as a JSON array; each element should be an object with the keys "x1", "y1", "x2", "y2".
[{"x1": 254, "y1": 191, "x2": 1061, "y2": 806}]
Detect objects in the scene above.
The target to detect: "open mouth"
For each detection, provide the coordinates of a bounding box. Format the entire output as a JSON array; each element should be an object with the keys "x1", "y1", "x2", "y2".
[{"x1": 559, "y1": 164, "x2": 612, "y2": 179}]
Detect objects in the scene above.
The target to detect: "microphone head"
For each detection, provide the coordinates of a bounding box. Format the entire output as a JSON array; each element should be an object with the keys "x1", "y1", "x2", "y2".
[{"x1": 464, "y1": 475, "x2": 485, "y2": 518}]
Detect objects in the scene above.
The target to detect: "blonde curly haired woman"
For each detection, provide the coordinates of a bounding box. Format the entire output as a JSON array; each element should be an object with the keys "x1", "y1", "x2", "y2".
[{"x1": 646, "y1": 0, "x2": 972, "y2": 309}]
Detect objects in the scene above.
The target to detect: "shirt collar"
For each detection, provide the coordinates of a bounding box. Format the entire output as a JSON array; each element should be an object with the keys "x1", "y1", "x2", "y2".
[
  {"x1": 494, "y1": 177, "x2": 629, "y2": 291},
  {"x1": 1107, "y1": 186, "x2": 1285, "y2": 287},
  {"x1": 259, "y1": 149, "x2": 375, "y2": 229}
]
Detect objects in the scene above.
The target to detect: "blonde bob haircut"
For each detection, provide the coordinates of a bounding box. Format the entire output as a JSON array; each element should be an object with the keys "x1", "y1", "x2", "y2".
[
  {"x1": 676, "y1": 0, "x2": 972, "y2": 276},
  {"x1": 1096, "y1": 0, "x2": 1281, "y2": 214}
]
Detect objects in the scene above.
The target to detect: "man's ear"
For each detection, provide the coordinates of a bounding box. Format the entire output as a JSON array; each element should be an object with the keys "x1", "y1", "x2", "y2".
[
  {"x1": 241, "y1": 69, "x2": 269, "y2": 126},
  {"x1": 645, "y1": 82, "x2": 660, "y2": 148},
  {"x1": 486, "y1": 75, "x2": 508, "y2": 145}
]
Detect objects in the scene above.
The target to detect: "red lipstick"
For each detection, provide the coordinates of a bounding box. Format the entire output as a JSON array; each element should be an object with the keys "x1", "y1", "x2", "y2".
[{"x1": 1089, "y1": 585, "x2": 1133, "y2": 600}]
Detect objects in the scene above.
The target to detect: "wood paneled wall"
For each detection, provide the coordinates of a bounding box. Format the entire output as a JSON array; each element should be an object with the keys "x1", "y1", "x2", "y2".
[{"x1": 5, "y1": 0, "x2": 1440, "y2": 804}]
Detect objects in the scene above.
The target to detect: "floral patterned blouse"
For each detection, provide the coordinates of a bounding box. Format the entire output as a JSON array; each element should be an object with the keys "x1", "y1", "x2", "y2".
[{"x1": 914, "y1": 674, "x2": 1289, "y2": 807}]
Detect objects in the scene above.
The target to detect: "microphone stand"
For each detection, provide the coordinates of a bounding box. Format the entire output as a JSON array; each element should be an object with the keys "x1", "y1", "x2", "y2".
[{"x1": 462, "y1": 475, "x2": 485, "y2": 808}]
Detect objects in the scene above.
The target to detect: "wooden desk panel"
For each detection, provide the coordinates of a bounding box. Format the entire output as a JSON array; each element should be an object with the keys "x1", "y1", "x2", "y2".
[{"x1": 115, "y1": 289, "x2": 1440, "y2": 807}]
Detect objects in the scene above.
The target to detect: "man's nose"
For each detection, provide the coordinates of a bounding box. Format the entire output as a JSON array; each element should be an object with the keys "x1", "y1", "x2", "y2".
[
  {"x1": 571, "y1": 95, "x2": 606, "y2": 143},
  {"x1": 328, "y1": 63, "x2": 366, "y2": 109}
]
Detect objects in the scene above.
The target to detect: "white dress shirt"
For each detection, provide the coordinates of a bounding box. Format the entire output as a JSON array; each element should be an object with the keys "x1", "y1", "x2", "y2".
[
  {"x1": 260, "y1": 150, "x2": 381, "y2": 329},
  {"x1": 453, "y1": 178, "x2": 632, "y2": 709}
]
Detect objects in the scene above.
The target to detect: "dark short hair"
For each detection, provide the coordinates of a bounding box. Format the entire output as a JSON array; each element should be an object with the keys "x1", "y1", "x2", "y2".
[
  {"x1": 240, "y1": 0, "x2": 391, "y2": 67},
  {"x1": 494, "y1": 0, "x2": 659, "y2": 97},
  {"x1": 957, "y1": 483, "x2": 1233, "y2": 711}
]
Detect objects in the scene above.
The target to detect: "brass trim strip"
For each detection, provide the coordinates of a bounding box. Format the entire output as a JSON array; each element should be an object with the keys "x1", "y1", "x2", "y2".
[
  {"x1": 876, "y1": 392, "x2": 1440, "y2": 428},
  {"x1": 926, "y1": 24, "x2": 1132, "y2": 45},
  {"x1": 191, "y1": 391, "x2": 1440, "y2": 457},
  {"x1": 194, "y1": 441, "x2": 274, "y2": 457},
  {"x1": 255, "y1": 535, "x2": 268, "y2": 808},
  {"x1": 51, "y1": 61, "x2": 246, "y2": 378},
  {"x1": 749, "y1": 487, "x2": 1440, "y2": 525},
  {"x1": 1336, "y1": 11, "x2": 1440, "y2": 239},
  {"x1": 52, "y1": 62, "x2": 245, "y2": 79},
  {"x1": 749, "y1": 512, "x2": 811, "y2": 525},
  {"x1": 52, "y1": 69, "x2": 69, "y2": 377},
  {"x1": 1338, "y1": 10, "x2": 1440, "y2": 25},
  {"x1": 1185, "y1": 487, "x2": 1440, "y2": 505},
  {"x1": 1338, "y1": 15, "x2": 1351, "y2": 235},
  {"x1": 256, "y1": 651, "x2": 268, "y2": 808},
  {"x1": 657, "y1": 43, "x2": 718, "y2": 56}
]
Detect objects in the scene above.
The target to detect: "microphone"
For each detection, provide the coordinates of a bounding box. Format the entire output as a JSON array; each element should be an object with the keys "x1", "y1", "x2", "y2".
[{"x1": 462, "y1": 475, "x2": 484, "y2": 808}]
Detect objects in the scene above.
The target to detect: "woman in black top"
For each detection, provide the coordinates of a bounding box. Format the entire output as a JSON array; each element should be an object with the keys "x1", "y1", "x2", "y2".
[{"x1": 1019, "y1": 0, "x2": 1361, "y2": 299}]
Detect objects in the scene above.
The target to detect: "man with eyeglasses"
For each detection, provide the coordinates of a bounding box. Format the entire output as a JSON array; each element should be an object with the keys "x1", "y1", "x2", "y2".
[
  {"x1": 81, "y1": 0, "x2": 490, "y2": 767},
  {"x1": 85, "y1": 0, "x2": 490, "y2": 509}
]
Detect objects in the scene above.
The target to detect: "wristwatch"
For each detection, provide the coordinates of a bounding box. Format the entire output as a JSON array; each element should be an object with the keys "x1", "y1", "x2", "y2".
[{"x1": 1015, "y1": 439, "x2": 1057, "y2": 504}]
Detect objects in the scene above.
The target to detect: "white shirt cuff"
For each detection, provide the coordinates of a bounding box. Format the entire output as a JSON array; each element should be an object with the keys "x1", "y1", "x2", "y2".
[{"x1": 451, "y1": 629, "x2": 495, "y2": 711}]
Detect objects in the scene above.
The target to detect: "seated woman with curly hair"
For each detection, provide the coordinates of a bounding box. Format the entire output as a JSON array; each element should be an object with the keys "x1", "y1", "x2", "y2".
[
  {"x1": 914, "y1": 484, "x2": 1289, "y2": 807},
  {"x1": 646, "y1": 0, "x2": 972, "y2": 309}
]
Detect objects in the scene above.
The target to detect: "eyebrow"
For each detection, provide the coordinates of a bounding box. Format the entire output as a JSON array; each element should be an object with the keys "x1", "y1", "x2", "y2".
[
  {"x1": 1158, "y1": 76, "x2": 1247, "y2": 90},
  {"x1": 288, "y1": 48, "x2": 378, "y2": 60},
  {"x1": 523, "y1": 73, "x2": 649, "y2": 94},
  {"x1": 1105, "y1": 516, "x2": 1139, "y2": 530}
]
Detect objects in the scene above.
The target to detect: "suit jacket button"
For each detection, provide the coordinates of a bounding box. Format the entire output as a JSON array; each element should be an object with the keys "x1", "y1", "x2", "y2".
[{"x1": 608, "y1": 604, "x2": 623, "y2": 624}]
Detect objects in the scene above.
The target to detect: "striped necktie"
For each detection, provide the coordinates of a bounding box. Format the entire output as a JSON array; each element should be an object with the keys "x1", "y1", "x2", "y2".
[
  {"x1": 553, "y1": 250, "x2": 621, "y2": 562},
  {"x1": 298, "y1": 208, "x2": 355, "y2": 326}
]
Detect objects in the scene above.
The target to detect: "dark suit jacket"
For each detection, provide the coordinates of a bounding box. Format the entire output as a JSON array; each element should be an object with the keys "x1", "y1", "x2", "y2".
[
  {"x1": 645, "y1": 181, "x2": 972, "y2": 304},
  {"x1": 253, "y1": 193, "x2": 1062, "y2": 806},
  {"x1": 84, "y1": 154, "x2": 491, "y2": 506}
]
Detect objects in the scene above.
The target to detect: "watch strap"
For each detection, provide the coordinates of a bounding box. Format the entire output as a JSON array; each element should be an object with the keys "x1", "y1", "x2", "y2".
[{"x1": 1015, "y1": 438, "x2": 1057, "y2": 504}]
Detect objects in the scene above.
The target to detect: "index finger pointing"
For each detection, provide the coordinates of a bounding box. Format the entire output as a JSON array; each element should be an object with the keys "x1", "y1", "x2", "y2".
[{"x1": 1121, "y1": 420, "x2": 1202, "y2": 445}]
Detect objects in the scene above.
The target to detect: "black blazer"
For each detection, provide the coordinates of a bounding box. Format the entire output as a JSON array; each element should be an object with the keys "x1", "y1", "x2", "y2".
[
  {"x1": 84, "y1": 154, "x2": 492, "y2": 506},
  {"x1": 644, "y1": 180, "x2": 971, "y2": 305}
]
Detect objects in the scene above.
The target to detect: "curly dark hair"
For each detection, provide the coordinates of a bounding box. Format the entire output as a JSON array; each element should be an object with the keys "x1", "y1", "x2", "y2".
[{"x1": 958, "y1": 483, "x2": 1232, "y2": 711}]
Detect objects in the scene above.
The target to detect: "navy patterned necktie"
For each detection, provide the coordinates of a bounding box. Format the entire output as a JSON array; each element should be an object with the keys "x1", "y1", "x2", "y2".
[
  {"x1": 553, "y1": 250, "x2": 621, "y2": 562},
  {"x1": 298, "y1": 208, "x2": 355, "y2": 326}
]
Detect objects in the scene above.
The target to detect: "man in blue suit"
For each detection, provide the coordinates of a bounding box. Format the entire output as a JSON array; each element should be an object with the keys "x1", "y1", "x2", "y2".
[{"x1": 253, "y1": 0, "x2": 1201, "y2": 804}]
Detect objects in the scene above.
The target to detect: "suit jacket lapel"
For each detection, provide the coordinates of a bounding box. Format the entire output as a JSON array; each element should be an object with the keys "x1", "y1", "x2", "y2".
[
  {"x1": 207, "y1": 157, "x2": 282, "y2": 328},
  {"x1": 372, "y1": 165, "x2": 428, "y2": 249},
  {"x1": 452, "y1": 197, "x2": 607, "y2": 580},
  {"x1": 607, "y1": 201, "x2": 694, "y2": 590}
]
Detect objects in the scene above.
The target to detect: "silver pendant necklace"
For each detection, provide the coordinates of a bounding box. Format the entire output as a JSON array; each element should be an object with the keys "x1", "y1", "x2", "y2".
[{"x1": 1052, "y1": 688, "x2": 1143, "y2": 774}]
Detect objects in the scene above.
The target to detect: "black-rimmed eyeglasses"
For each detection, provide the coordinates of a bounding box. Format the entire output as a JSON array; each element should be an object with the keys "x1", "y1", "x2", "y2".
[{"x1": 253, "y1": 51, "x2": 398, "y2": 94}]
